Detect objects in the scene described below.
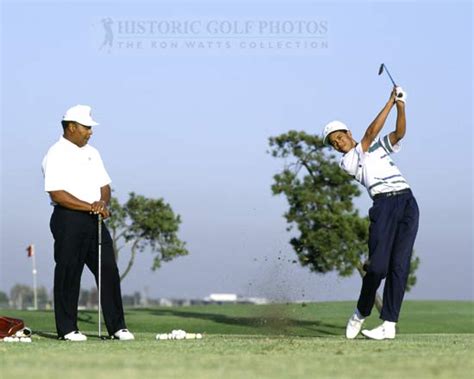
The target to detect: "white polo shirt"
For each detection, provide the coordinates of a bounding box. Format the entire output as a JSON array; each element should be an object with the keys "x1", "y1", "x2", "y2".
[
  {"x1": 340, "y1": 134, "x2": 410, "y2": 198},
  {"x1": 42, "y1": 137, "x2": 111, "y2": 204}
]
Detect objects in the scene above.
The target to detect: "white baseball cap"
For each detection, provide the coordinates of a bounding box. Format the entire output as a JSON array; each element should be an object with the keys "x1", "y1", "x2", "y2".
[
  {"x1": 63, "y1": 105, "x2": 99, "y2": 127},
  {"x1": 322, "y1": 120, "x2": 349, "y2": 146}
]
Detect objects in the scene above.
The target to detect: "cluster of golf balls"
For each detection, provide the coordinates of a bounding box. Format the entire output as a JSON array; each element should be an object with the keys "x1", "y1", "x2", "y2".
[
  {"x1": 156, "y1": 329, "x2": 203, "y2": 340},
  {"x1": 2, "y1": 336, "x2": 32, "y2": 343}
]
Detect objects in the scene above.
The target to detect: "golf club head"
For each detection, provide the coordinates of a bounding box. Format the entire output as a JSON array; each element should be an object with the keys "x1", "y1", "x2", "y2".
[{"x1": 378, "y1": 63, "x2": 385, "y2": 76}]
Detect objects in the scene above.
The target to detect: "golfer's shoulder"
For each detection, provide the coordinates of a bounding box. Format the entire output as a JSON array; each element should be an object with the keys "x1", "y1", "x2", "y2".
[
  {"x1": 365, "y1": 134, "x2": 400, "y2": 156},
  {"x1": 44, "y1": 139, "x2": 66, "y2": 158},
  {"x1": 364, "y1": 136, "x2": 387, "y2": 154}
]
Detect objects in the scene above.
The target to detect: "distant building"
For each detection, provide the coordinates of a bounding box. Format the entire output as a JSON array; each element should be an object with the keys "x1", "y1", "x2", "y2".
[
  {"x1": 203, "y1": 293, "x2": 269, "y2": 305},
  {"x1": 122, "y1": 293, "x2": 270, "y2": 308},
  {"x1": 243, "y1": 297, "x2": 269, "y2": 305},
  {"x1": 205, "y1": 293, "x2": 238, "y2": 303}
]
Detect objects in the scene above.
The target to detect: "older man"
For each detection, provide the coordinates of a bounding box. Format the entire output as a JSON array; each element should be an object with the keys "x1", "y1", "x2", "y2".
[{"x1": 42, "y1": 105, "x2": 134, "y2": 341}]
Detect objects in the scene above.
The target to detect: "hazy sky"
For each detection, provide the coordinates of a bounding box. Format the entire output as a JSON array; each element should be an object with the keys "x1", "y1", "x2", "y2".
[{"x1": 1, "y1": 0, "x2": 472, "y2": 302}]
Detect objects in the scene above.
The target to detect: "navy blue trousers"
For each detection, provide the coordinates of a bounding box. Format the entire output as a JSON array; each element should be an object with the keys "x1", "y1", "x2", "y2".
[
  {"x1": 50, "y1": 206, "x2": 127, "y2": 337},
  {"x1": 357, "y1": 191, "x2": 419, "y2": 322}
]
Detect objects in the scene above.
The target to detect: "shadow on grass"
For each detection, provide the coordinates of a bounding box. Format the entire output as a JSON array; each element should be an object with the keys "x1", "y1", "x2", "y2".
[
  {"x1": 31, "y1": 311, "x2": 101, "y2": 339},
  {"x1": 77, "y1": 312, "x2": 94, "y2": 324},
  {"x1": 22, "y1": 308, "x2": 344, "y2": 337},
  {"x1": 146, "y1": 308, "x2": 343, "y2": 337},
  {"x1": 34, "y1": 330, "x2": 113, "y2": 341},
  {"x1": 34, "y1": 331, "x2": 58, "y2": 340}
]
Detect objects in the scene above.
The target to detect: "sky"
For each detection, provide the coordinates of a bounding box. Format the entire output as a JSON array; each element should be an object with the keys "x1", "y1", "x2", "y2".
[{"x1": 1, "y1": 0, "x2": 473, "y2": 303}]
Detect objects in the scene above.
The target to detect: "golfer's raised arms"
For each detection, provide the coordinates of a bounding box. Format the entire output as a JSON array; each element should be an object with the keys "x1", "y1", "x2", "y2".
[
  {"x1": 360, "y1": 88, "x2": 397, "y2": 152},
  {"x1": 388, "y1": 98, "x2": 406, "y2": 146}
]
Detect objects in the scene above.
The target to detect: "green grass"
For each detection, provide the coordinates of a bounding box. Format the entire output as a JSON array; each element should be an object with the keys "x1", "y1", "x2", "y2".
[{"x1": 1, "y1": 301, "x2": 473, "y2": 379}]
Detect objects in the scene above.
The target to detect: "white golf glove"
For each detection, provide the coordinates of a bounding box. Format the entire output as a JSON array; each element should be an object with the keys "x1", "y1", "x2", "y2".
[{"x1": 395, "y1": 86, "x2": 407, "y2": 103}]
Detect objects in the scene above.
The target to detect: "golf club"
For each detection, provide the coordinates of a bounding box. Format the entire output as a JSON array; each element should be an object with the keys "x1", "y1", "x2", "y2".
[
  {"x1": 378, "y1": 64, "x2": 404, "y2": 98},
  {"x1": 98, "y1": 213, "x2": 103, "y2": 339}
]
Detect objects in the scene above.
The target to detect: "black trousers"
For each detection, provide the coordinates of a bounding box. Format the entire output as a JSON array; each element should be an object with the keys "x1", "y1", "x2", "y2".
[
  {"x1": 50, "y1": 206, "x2": 126, "y2": 337},
  {"x1": 357, "y1": 191, "x2": 420, "y2": 322}
]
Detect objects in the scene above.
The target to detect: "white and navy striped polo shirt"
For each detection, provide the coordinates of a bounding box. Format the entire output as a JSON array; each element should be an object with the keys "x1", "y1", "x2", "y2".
[{"x1": 340, "y1": 134, "x2": 410, "y2": 198}]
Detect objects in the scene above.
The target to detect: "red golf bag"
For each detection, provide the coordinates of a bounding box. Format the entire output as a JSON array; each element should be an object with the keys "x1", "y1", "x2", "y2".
[{"x1": 0, "y1": 316, "x2": 26, "y2": 339}]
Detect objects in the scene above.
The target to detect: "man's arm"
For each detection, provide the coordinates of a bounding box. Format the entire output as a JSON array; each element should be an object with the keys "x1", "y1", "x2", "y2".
[
  {"x1": 49, "y1": 190, "x2": 92, "y2": 212},
  {"x1": 360, "y1": 88, "x2": 397, "y2": 152},
  {"x1": 49, "y1": 185, "x2": 111, "y2": 218},
  {"x1": 388, "y1": 100, "x2": 406, "y2": 146},
  {"x1": 90, "y1": 185, "x2": 111, "y2": 218},
  {"x1": 100, "y1": 185, "x2": 111, "y2": 205}
]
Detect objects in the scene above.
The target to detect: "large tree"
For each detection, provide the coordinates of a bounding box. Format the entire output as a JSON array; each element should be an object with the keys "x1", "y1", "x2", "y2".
[
  {"x1": 268, "y1": 131, "x2": 419, "y2": 310},
  {"x1": 107, "y1": 192, "x2": 189, "y2": 281}
]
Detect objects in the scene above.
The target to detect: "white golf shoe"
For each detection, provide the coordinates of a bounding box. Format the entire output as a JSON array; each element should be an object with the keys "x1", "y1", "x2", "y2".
[
  {"x1": 362, "y1": 322, "x2": 396, "y2": 340},
  {"x1": 63, "y1": 331, "x2": 87, "y2": 341},
  {"x1": 114, "y1": 329, "x2": 135, "y2": 341},
  {"x1": 345, "y1": 311, "x2": 365, "y2": 339}
]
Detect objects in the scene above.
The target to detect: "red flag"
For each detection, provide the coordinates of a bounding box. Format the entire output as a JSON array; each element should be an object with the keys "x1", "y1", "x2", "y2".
[{"x1": 26, "y1": 244, "x2": 35, "y2": 257}]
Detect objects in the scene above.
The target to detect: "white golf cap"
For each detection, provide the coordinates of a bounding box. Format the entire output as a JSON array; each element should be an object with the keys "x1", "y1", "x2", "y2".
[
  {"x1": 322, "y1": 120, "x2": 349, "y2": 145},
  {"x1": 62, "y1": 104, "x2": 99, "y2": 127}
]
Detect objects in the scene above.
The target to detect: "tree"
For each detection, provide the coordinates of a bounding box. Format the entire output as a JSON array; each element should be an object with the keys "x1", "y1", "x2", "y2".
[
  {"x1": 268, "y1": 131, "x2": 419, "y2": 311},
  {"x1": 122, "y1": 292, "x2": 141, "y2": 307},
  {"x1": 9, "y1": 284, "x2": 49, "y2": 309},
  {"x1": 107, "y1": 192, "x2": 189, "y2": 281},
  {"x1": 10, "y1": 284, "x2": 33, "y2": 309},
  {"x1": 79, "y1": 288, "x2": 95, "y2": 308}
]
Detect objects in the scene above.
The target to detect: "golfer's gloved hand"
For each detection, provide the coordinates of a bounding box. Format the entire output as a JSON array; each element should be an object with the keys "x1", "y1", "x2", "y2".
[{"x1": 395, "y1": 86, "x2": 407, "y2": 103}]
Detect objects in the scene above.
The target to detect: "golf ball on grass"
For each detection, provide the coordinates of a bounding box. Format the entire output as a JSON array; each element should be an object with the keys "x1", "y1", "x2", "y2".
[{"x1": 3, "y1": 336, "x2": 32, "y2": 343}]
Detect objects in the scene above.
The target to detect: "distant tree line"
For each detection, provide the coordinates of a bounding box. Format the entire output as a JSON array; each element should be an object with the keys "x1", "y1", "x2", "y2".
[
  {"x1": 0, "y1": 284, "x2": 50, "y2": 310},
  {"x1": 0, "y1": 285, "x2": 143, "y2": 310}
]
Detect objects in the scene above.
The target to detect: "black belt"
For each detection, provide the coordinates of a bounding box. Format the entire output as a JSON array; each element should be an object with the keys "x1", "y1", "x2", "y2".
[{"x1": 373, "y1": 188, "x2": 412, "y2": 200}]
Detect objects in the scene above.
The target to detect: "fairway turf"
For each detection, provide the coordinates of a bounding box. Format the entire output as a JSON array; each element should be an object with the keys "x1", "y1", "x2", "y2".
[{"x1": 1, "y1": 301, "x2": 473, "y2": 379}]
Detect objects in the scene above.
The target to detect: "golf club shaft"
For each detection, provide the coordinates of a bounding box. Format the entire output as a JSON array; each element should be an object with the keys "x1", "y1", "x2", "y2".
[
  {"x1": 383, "y1": 64, "x2": 397, "y2": 86},
  {"x1": 98, "y1": 214, "x2": 102, "y2": 338}
]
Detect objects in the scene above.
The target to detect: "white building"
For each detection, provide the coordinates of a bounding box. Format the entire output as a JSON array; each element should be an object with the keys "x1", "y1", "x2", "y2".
[{"x1": 205, "y1": 293, "x2": 238, "y2": 303}]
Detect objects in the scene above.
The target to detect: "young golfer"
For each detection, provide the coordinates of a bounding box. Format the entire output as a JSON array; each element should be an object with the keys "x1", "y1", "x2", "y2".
[{"x1": 323, "y1": 87, "x2": 419, "y2": 340}]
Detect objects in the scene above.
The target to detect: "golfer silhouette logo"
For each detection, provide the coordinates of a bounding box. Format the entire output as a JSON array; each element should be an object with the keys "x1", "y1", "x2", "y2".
[{"x1": 100, "y1": 17, "x2": 114, "y2": 52}]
